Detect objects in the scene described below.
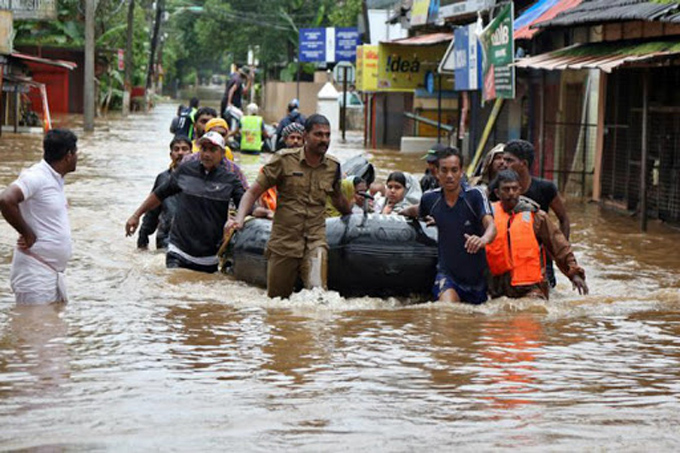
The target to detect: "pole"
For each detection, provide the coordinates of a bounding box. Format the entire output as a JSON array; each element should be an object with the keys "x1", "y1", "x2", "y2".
[
  {"x1": 296, "y1": 60, "x2": 300, "y2": 102},
  {"x1": 84, "y1": 0, "x2": 95, "y2": 132},
  {"x1": 640, "y1": 70, "x2": 649, "y2": 232},
  {"x1": 342, "y1": 66, "x2": 347, "y2": 141},
  {"x1": 539, "y1": 70, "x2": 546, "y2": 178},
  {"x1": 123, "y1": 0, "x2": 134, "y2": 115},
  {"x1": 145, "y1": 0, "x2": 164, "y2": 112},
  {"x1": 437, "y1": 73, "x2": 442, "y2": 143}
]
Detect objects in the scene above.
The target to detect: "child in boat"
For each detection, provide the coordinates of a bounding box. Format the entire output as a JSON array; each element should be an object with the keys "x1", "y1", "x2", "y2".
[{"x1": 381, "y1": 172, "x2": 413, "y2": 215}]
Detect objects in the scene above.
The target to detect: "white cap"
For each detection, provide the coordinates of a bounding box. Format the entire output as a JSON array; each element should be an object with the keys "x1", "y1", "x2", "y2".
[{"x1": 198, "y1": 131, "x2": 225, "y2": 150}]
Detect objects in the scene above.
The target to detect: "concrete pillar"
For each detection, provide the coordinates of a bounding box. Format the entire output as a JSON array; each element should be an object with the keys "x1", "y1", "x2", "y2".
[{"x1": 317, "y1": 73, "x2": 339, "y2": 132}]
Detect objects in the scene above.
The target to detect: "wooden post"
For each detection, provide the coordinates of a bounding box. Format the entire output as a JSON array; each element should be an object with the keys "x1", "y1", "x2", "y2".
[
  {"x1": 84, "y1": 0, "x2": 95, "y2": 131},
  {"x1": 640, "y1": 70, "x2": 649, "y2": 232}
]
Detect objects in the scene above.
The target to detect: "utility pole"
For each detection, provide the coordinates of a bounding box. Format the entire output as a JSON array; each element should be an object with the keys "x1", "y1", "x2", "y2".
[
  {"x1": 84, "y1": 0, "x2": 96, "y2": 131},
  {"x1": 123, "y1": 0, "x2": 135, "y2": 116},
  {"x1": 145, "y1": 0, "x2": 164, "y2": 111}
]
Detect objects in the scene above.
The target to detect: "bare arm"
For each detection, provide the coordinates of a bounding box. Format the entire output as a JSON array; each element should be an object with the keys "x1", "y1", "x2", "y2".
[
  {"x1": 464, "y1": 214, "x2": 497, "y2": 254},
  {"x1": 125, "y1": 193, "x2": 162, "y2": 237},
  {"x1": 0, "y1": 185, "x2": 36, "y2": 249},
  {"x1": 226, "y1": 82, "x2": 239, "y2": 107},
  {"x1": 230, "y1": 181, "x2": 267, "y2": 230},
  {"x1": 550, "y1": 195, "x2": 570, "y2": 239},
  {"x1": 399, "y1": 204, "x2": 419, "y2": 218}
]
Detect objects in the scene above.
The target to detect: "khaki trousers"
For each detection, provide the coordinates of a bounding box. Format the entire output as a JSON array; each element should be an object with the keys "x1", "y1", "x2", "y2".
[{"x1": 266, "y1": 246, "x2": 328, "y2": 298}]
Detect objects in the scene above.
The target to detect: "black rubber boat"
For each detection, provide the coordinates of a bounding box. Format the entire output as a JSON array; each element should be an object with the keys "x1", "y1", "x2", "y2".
[{"x1": 223, "y1": 213, "x2": 439, "y2": 297}]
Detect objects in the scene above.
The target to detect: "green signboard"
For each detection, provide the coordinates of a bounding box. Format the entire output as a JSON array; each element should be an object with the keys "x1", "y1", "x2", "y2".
[{"x1": 479, "y1": 3, "x2": 515, "y2": 101}]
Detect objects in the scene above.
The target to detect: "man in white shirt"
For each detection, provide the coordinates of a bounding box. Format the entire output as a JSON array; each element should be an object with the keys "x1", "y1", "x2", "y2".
[{"x1": 0, "y1": 129, "x2": 78, "y2": 304}]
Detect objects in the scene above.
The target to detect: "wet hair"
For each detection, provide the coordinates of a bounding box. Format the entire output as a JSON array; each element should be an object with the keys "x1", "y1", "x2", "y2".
[
  {"x1": 351, "y1": 176, "x2": 366, "y2": 187},
  {"x1": 195, "y1": 106, "x2": 217, "y2": 120},
  {"x1": 436, "y1": 146, "x2": 464, "y2": 168},
  {"x1": 170, "y1": 134, "x2": 191, "y2": 149},
  {"x1": 386, "y1": 171, "x2": 407, "y2": 188},
  {"x1": 504, "y1": 139, "x2": 535, "y2": 168},
  {"x1": 493, "y1": 169, "x2": 521, "y2": 188},
  {"x1": 304, "y1": 114, "x2": 330, "y2": 132},
  {"x1": 43, "y1": 128, "x2": 77, "y2": 163},
  {"x1": 189, "y1": 97, "x2": 199, "y2": 109}
]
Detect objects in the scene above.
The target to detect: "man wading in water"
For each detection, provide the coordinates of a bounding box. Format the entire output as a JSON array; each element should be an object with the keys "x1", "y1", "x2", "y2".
[
  {"x1": 401, "y1": 147, "x2": 496, "y2": 304},
  {"x1": 126, "y1": 131, "x2": 245, "y2": 273},
  {"x1": 0, "y1": 129, "x2": 78, "y2": 304},
  {"x1": 229, "y1": 114, "x2": 351, "y2": 298}
]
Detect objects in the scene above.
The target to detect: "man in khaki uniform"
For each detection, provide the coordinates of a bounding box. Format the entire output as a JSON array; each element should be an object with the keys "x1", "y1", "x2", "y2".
[{"x1": 230, "y1": 114, "x2": 351, "y2": 298}]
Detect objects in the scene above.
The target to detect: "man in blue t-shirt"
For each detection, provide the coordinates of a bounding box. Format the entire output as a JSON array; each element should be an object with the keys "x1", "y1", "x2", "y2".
[{"x1": 401, "y1": 147, "x2": 496, "y2": 304}]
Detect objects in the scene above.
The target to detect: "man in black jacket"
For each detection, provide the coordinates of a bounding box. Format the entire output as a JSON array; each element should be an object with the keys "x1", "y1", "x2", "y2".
[
  {"x1": 126, "y1": 131, "x2": 246, "y2": 273},
  {"x1": 274, "y1": 99, "x2": 306, "y2": 151},
  {"x1": 137, "y1": 135, "x2": 191, "y2": 250}
]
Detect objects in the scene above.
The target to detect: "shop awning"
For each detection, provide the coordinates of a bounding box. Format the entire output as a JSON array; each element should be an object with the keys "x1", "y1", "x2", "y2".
[
  {"x1": 513, "y1": 40, "x2": 680, "y2": 73},
  {"x1": 514, "y1": 0, "x2": 583, "y2": 40},
  {"x1": 9, "y1": 52, "x2": 77, "y2": 70},
  {"x1": 385, "y1": 32, "x2": 453, "y2": 46}
]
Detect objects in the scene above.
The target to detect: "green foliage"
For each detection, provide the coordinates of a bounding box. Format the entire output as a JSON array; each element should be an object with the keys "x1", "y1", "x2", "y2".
[
  {"x1": 328, "y1": 0, "x2": 362, "y2": 27},
  {"x1": 162, "y1": 0, "x2": 338, "y2": 86}
]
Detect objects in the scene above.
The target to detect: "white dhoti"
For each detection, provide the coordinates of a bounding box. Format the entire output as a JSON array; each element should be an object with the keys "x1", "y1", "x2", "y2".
[{"x1": 10, "y1": 250, "x2": 68, "y2": 305}]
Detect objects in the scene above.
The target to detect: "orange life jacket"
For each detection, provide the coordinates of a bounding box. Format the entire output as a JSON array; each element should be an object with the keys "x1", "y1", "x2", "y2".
[
  {"x1": 486, "y1": 201, "x2": 543, "y2": 286},
  {"x1": 260, "y1": 187, "x2": 277, "y2": 211}
]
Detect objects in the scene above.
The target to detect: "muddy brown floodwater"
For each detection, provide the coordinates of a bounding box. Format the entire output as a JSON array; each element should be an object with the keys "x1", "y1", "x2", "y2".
[{"x1": 1, "y1": 103, "x2": 680, "y2": 450}]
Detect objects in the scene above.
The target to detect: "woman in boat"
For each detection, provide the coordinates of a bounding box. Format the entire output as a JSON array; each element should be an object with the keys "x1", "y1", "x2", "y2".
[{"x1": 381, "y1": 171, "x2": 413, "y2": 215}]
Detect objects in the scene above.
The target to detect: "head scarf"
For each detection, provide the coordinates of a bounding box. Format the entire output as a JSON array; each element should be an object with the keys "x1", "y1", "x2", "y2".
[
  {"x1": 282, "y1": 122, "x2": 304, "y2": 139},
  {"x1": 205, "y1": 117, "x2": 229, "y2": 133}
]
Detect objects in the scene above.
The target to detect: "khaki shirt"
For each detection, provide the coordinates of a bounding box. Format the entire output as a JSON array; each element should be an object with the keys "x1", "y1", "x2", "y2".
[{"x1": 257, "y1": 147, "x2": 341, "y2": 258}]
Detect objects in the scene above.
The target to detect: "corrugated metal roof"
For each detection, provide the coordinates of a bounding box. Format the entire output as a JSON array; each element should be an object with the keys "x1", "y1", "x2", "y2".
[
  {"x1": 514, "y1": 39, "x2": 680, "y2": 72},
  {"x1": 385, "y1": 32, "x2": 453, "y2": 45},
  {"x1": 514, "y1": 0, "x2": 583, "y2": 40},
  {"x1": 534, "y1": 0, "x2": 680, "y2": 28},
  {"x1": 10, "y1": 52, "x2": 78, "y2": 70}
]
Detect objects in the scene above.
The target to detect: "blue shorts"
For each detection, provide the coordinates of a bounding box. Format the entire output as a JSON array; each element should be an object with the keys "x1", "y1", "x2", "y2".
[{"x1": 433, "y1": 271, "x2": 488, "y2": 305}]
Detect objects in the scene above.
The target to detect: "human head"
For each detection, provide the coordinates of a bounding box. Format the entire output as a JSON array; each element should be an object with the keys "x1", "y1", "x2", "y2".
[
  {"x1": 288, "y1": 99, "x2": 300, "y2": 113},
  {"x1": 503, "y1": 139, "x2": 534, "y2": 175},
  {"x1": 436, "y1": 147, "x2": 464, "y2": 193},
  {"x1": 194, "y1": 106, "x2": 218, "y2": 139},
  {"x1": 282, "y1": 122, "x2": 304, "y2": 148},
  {"x1": 44, "y1": 128, "x2": 78, "y2": 173},
  {"x1": 189, "y1": 97, "x2": 199, "y2": 109},
  {"x1": 246, "y1": 103, "x2": 259, "y2": 116},
  {"x1": 169, "y1": 135, "x2": 191, "y2": 167},
  {"x1": 352, "y1": 176, "x2": 367, "y2": 207},
  {"x1": 304, "y1": 114, "x2": 331, "y2": 156},
  {"x1": 493, "y1": 169, "x2": 522, "y2": 211},
  {"x1": 177, "y1": 104, "x2": 186, "y2": 116},
  {"x1": 369, "y1": 181, "x2": 386, "y2": 197},
  {"x1": 205, "y1": 117, "x2": 229, "y2": 142},
  {"x1": 483, "y1": 144, "x2": 505, "y2": 182},
  {"x1": 386, "y1": 171, "x2": 407, "y2": 205},
  {"x1": 422, "y1": 143, "x2": 447, "y2": 172},
  {"x1": 198, "y1": 131, "x2": 225, "y2": 170}
]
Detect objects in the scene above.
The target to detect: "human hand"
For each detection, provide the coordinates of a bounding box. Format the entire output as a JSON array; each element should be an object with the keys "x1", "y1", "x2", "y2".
[
  {"x1": 224, "y1": 218, "x2": 243, "y2": 235},
  {"x1": 125, "y1": 215, "x2": 140, "y2": 237},
  {"x1": 463, "y1": 234, "x2": 486, "y2": 254},
  {"x1": 571, "y1": 275, "x2": 589, "y2": 295},
  {"x1": 424, "y1": 215, "x2": 436, "y2": 227},
  {"x1": 17, "y1": 231, "x2": 36, "y2": 250}
]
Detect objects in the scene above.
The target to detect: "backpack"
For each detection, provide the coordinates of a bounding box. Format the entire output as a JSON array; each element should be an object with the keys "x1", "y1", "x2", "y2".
[{"x1": 175, "y1": 106, "x2": 194, "y2": 138}]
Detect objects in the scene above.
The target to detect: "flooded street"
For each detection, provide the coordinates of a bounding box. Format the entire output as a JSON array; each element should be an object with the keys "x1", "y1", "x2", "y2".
[{"x1": 1, "y1": 103, "x2": 680, "y2": 450}]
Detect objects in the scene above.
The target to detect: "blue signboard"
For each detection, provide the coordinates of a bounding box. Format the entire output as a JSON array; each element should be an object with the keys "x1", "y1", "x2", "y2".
[
  {"x1": 299, "y1": 28, "x2": 327, "y2": 63},
  {"x1": 335, "y1": 27, "x2": 359, "y2": 62},
  {"x1": 453, "y1": 24, "x2": 481, "y2": 91},
  {"x1": 299, "y1": 27, "x2": 358, "y2": 63}
]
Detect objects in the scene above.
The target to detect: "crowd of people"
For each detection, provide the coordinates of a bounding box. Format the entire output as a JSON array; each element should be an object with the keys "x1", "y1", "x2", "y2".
[{"x1": 0, "y1": 67, "x2": 589, "y2": 305}]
